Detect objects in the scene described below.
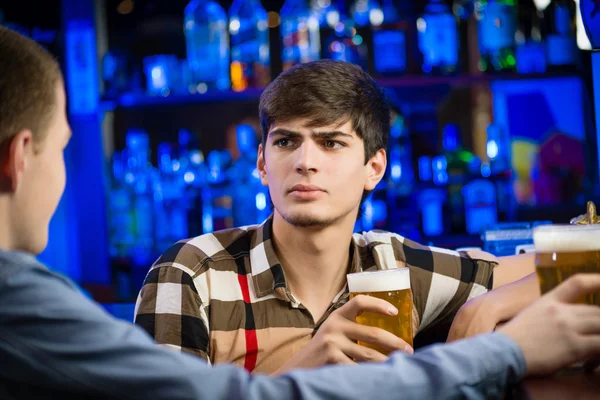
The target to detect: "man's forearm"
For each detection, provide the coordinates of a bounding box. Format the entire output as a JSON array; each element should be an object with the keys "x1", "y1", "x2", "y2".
[{"x1": 493, "y1": 273, "x2": 541, "y2": 322}]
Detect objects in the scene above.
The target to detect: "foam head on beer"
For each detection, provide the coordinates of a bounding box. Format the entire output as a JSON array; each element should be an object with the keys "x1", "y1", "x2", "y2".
[
  {"x1": 347, "y1": 268, "x2": 411, "y2": 294},
  {"x1": 533, "y1": 224, "x2": 600, "y2": 254},
  {"x1": 533, "y1": 224, "x2": 600, "y2": 305}
]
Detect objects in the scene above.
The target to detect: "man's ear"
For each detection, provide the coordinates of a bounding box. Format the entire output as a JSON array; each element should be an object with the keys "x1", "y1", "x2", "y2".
[
  {"x1": 0, "y1": 129, "x2": 33, "y2": 192},
  {"x1": 364, "y1": 148, "x2": 387, "y2": 191},
  {"x1": 257, "y1": 143, "x2": 268, "y2": 186}
]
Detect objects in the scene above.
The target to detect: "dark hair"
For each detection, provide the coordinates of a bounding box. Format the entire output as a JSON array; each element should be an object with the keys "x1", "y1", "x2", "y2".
[
  {"x1": 0, "y1": 25, "x2": 63, "y2": 151},
  {"x1": 259, "y1": 59, "x2": 390, "y2": 164}
]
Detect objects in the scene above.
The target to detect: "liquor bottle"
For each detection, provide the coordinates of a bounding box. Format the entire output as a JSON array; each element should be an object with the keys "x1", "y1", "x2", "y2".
[
  {"x1": 230, "y1": 124, "x2": 270, "y2": 226},
  {"x1": 442, "y1": 123, "x2": 476, "y2": 232},
  {"x1": 280, "y1": 0, "x2": 321, "y2": 70},
  {"x1": 108, "y1": 151, "x2": 135, "y2": 260},
  {"x1": 418, "y1": 0, "x2": 460, "y2": 74},
  {"x1": 419, "y1": 155, "x2": 448, "y2": 236},
  {"x1": 515, "y1": 3, "x2": 546, "y2": 74},
  {"x1": 370, "y1": 0, "x2": 417, "y2": 76},
  {"x1": 229, "y1": 0, "x2": 270, "y2": 91},
  {"x1": 184, "y1": 0, "x2": 230, "y2": 91},
  {"x1": 202, "y1": 150, "x2": 233, "y2": 233},
  {"x1": 476, "y1": 0, "x2": 518, "y2": 72},
  {"x1": 123, "y1": 130, "x2": 157, "y2": 290},
  {"x1": 543, "y1": 0, "x2": 578, "y2": 71},
  {"x1": 322, "y1": 0, "x2": 369, "y2": 69}
]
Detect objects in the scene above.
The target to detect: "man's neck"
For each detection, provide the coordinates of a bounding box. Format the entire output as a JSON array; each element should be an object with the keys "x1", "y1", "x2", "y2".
[
  {"x1": 271, "y1": 211, "x2": 356, "y2": 321},
  {"x1": 0, "y1": 200, "x2": 14, "y2": 251}
]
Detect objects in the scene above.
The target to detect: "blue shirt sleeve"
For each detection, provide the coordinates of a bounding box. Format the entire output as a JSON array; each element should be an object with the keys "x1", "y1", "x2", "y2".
[{"x1": 0, "y1": 253, "x2": 526, "y2": 400}]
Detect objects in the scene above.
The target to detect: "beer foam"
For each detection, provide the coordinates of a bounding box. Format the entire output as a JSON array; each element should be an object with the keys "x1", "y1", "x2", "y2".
[
  {"x1": 533, "y1": 224, "x2": 600, "y2": 253},
  {"x1": 347, "y1": 268, "x2": 410, "y2": 293}
]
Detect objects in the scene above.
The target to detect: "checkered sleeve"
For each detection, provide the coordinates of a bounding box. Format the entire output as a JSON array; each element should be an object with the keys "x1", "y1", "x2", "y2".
[
  {"x1": 134, "y1": 244, "x2": 210, "y2": 363},
  {"x1": 396, "y1": 238, "x2": 498, "y2": 334}
]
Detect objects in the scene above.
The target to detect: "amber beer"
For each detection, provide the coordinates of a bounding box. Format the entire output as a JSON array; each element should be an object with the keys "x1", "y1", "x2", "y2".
[
  {"x1": 533, "y1": 224, "x2": 600, "y2": 305},
  {"x1": 346, "y1": 268, "x2": 413, "y2": 354}
]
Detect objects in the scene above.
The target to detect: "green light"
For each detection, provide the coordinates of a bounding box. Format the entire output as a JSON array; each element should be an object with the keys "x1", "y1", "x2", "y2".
[{"x1": 352, "y1": 35, "x2": 363, "y2": 46}]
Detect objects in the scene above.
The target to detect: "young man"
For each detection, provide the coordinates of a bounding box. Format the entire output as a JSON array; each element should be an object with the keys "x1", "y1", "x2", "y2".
[
  {"x1": 3, "y1": 25, "x2": 600, "y2": 399},
  {"x1": 136, "y1": 60, "x2": 541, "y2": 374}
]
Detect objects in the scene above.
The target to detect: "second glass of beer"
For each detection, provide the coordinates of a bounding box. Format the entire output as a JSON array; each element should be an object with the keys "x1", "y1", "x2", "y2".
[
  {"x1": 346, "y1": 268, "x2": 413, "y2": 355},
  {"x1": 533, "y1": 224, "x2": 600, "y2": 305}
]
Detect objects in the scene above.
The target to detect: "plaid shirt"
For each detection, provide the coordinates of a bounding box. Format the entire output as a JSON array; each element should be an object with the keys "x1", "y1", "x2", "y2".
[{"x1": 134, "y1": 216, "x2": 498, "y2": 374}]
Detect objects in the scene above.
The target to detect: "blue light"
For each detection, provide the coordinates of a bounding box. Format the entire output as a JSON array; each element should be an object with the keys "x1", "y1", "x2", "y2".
[
  {"x1": 487, "y1": 139, "x2": 499, "y2": 159},
  {"x1": 184, "y1": 171, "x2": 195, "y2": 183},
  {"x1": 418, "y1": 156, "x2": 433, "y2": 181},
  {"x1": 391, "y1": 164, "x2": 402, "y2": 181},
  {"x1": 432, "y1": 156, "x2": 448, "y2": 185},
  {"x1": 256, "y1": 192, "x2": 267, "y2": 211},
  {"x1": 481, "y1": 163, "x2": 492, "y2": 178}
]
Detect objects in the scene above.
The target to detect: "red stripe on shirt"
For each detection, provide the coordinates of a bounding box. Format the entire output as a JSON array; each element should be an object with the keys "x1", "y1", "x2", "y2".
[{"x1": 238, "y1": 273, "x2": 258, "y2": 371}]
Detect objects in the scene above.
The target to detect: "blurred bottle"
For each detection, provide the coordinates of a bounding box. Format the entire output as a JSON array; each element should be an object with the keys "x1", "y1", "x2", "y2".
[
  {"x1": 515, "y1": 4, "x2": 546, "y2": 74},
  {"x1": 386, "y1": 113, "x2": 420, "y2": 237},
  {"x1": 203, "y1": 150, "x2": 233, "y2": 233},
  {"x1": 476, "y1": 0, "x2": 518, "y2": 72},
  {"x1": 463, "y1": 178, "x2": 498, "y2": 235},
  {"x1": 419, "y1": 155, "x2": 448, "y2": 236},
  {"x1": 123, "y1": 130, "x2": 156, "y2": 291},
  {"x1": 184, "y1": 0, "x2": 230, "y2": 92},
  {"x1": 102, "y1": 49, "x2": 139, "y2": 98},
  {"x1": 155, "y1": 143, "x2": 189, "y2": 252},
  {"x1": 442, "y1": 124, "x2": 476, "y2": 233},
  {"x1": 418, "y1": 0, "x2": 460, "y2": 74},
  {"x1": 231, "y1": 124, "x2": 270, "y2": 226},
  {"x1": 108, "y1": 151, "x2": 135, "y2": 260},
  {"x1": 143, "y1": 55, "x2": 184, "y2": 96},
  {"x1": 387, "y1": 113, "x2": 415, "y2": 197},
  {"x1": 280, "y1": 0, "x2": 321, "y2": 70},
  {"x1": 486, "y1": 123, "x2": 516, "y2": 222},
  {"x1": 229, "y1": 0, "x2": 270, "y2": 91},
  {"x1": 322, "y1": 0, "x2": 369, "y2": 69},
  {"x1": 177, "y1": 130, "x2": 207, "y2": 238},
  {"x1": 369, "y1": 0, "x2": 418, "y2": 76},
  {"x1": 543, "y1": 0, "x2": 578, "y2": 71}
]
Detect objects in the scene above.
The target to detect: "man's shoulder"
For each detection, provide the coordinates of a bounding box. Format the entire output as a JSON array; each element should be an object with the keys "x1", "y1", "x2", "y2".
[
  {"x1": 0, "y1": 250, "x2": 45, "y2": 284},
  {"x1": 153, "y1": 225, "x2": 260, "y2": 273}
]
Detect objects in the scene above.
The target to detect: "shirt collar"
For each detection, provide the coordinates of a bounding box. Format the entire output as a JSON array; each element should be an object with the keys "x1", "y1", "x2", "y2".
[{"x1": 249, "y1": 215, "x2": 364, "y2": 299}]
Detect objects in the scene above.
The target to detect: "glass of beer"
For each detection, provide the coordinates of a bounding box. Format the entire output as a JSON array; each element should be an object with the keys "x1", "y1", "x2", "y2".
[
  {"x1": 346, "y1": 268, "x2": 413, "y2": 354},
  {"x1": 533, "y1": 224, "x2": 600, "y2": 305}
]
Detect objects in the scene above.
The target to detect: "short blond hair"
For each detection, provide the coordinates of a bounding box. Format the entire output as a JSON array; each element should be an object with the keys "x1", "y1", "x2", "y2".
[{"x1": 0, "y1": 25, "x2": 63, "y2": 150}]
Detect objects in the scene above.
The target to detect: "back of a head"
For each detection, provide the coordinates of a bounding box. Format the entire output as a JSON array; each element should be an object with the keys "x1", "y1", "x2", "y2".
[
  {"x1": 0, "y1": 26, "x2": 62, "y2": 149},
  {"x1": 259, "y1": 60, "x2": 390, "y2": 164}
]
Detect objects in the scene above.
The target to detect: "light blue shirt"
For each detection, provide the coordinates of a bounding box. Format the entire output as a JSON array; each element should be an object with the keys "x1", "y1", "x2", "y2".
[{"x1": 0, "y1": 249, "x2": 526, "y2": 399}]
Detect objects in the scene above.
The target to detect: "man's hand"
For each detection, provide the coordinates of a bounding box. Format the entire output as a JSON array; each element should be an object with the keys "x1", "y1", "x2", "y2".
[
  {"x1": 499, "y1": 274, "x2": 600, "y2": 376},
  {"x1": 273, "y1": 295, "x2": 413, "y2": 375},
  {"x1": 447, "y1": 273, "x2": 540, "y2": 342}
]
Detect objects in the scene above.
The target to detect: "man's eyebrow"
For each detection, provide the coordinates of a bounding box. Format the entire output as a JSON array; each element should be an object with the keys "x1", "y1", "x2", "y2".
[
  {"x1": 310, "y1": 131, "x2": 354, "y2": 140},
  {"x1": 268, "y1": 129, "x2": 303, "y2": 139},
  {"x1": 268, "y1": 129, "x2": 355, "y2": 140}
]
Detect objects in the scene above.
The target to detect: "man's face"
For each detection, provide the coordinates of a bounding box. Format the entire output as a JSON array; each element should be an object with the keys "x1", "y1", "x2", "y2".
[
  {"x1": 12, "y1": 83, "x2": 71, "y2": 254},
  {"x1": 257, "y1": 118, "x2": 386, "y2": 228}
]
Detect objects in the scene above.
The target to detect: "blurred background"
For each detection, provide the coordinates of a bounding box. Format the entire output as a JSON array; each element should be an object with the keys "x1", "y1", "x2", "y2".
[{"x1": 1, "y1": 0, "x2": 598, "y2": 318}]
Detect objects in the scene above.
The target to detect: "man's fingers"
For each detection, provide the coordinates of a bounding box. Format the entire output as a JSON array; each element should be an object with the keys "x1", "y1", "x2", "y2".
[
  {"x1": 340, "y1": 341, "x2": 389, "y2": 363},
  {"x1": 344, "y1": 321, "x2": 413, "y2": 354},
  {"x1": 548, "y1": 274, "x2": 600, "y2": 303},
  {"x1": 337, "y1": 294, "x2": 398, "y2": 320},
  {"x1": 329, "y1": 349, "x2": 357, "y2": 365}
]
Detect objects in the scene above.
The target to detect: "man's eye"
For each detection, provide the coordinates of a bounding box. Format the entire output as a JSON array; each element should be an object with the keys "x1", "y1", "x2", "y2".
[
  {"x1": 274, "y1": 139, "x2": 292, "y2": 147},
  {"x1": 323, "y1": 140, "x2": 343, "y2": 149}
]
